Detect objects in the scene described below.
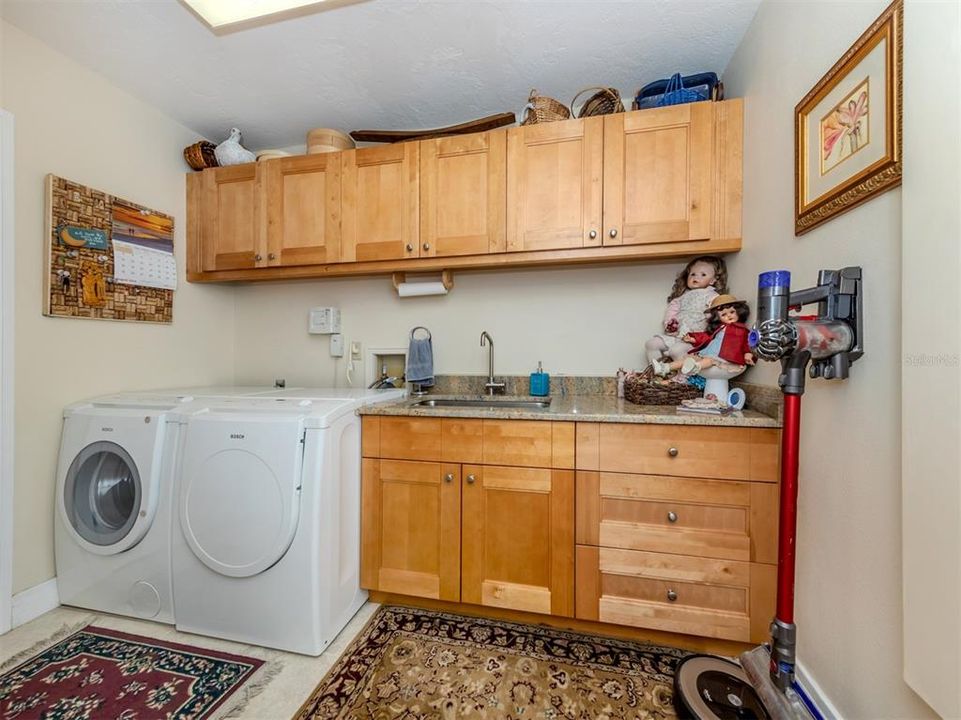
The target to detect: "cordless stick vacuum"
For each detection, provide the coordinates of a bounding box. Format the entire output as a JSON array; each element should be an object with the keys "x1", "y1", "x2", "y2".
[{"x1": 673, "y1": 267, "x2": 863, "y2": 720}]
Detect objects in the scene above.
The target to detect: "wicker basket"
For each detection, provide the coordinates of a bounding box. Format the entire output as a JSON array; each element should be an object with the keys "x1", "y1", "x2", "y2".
[
  {"x1": 520, "y1": 89, "x2": 571, "y2": 125},
  {"x1": 183, "y1": 141, "x2": 219, "y2": 171},
  {"x1": 570, "y1": 86, "x2": 625, "y2": 118},
  {"x1": 624, "y1": 369, "x2": 701, "y2": 405}
]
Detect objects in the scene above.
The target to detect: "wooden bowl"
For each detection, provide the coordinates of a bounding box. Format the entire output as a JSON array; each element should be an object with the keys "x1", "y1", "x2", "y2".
[{"x1": 306, "y1": 128, "x2": 354, "y2": 154}]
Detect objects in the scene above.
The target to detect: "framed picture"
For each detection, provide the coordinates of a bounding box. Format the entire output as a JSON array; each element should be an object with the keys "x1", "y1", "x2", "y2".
[{"x1": 795, "y1": 0, "x2": 902, "y2": 235}]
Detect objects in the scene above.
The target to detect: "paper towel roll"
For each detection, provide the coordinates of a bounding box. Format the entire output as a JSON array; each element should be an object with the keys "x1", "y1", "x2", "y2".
[{"x1": 396, "y1": 281, "x2": 448, "y2": 297}]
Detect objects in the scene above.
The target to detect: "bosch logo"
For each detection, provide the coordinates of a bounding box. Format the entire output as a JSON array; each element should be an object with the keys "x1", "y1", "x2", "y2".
[
  {"x1": 230, "y1": 433, "x2": 245, "y2": 440},
  {"x1": 101, "y1": 427, "x2": 114, "y2": 432}
]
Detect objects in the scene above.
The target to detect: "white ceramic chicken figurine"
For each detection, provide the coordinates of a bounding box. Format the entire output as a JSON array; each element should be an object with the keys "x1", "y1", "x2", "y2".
[{"x1": 214, "y1": 127, "x2": 256, "y2": 166}]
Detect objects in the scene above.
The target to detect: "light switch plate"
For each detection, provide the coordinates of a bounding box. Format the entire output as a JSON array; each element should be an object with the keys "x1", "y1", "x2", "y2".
[{"x1": 329, "y1": 333, "x2": 344, "y2": 357}]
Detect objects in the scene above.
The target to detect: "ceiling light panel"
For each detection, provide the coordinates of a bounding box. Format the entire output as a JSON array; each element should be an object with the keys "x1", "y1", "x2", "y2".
[{"x1": 183, "y1": 0, "x2": 327, "y2": 29}]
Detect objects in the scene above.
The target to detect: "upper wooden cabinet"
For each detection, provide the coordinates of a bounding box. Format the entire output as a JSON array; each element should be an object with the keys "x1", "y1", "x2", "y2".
[
  {"x1": 195, "y1": 164, "x2": 264, "y2": 272},
  {"x1": 506, "y1": 117, "x2": 603, "y2": 252},
  {"x1": 341, "y1": 143, "x2": 419, "y2": 263},
  {"x1": 186, "y1": 100, "x2": 743, "y2": 282},
  {"x1": 264, "y1": 153, "x2": 342, "y2": 267},
  {"x1": 604, "y1": 103, "x2": 714, "y2": 246},
  {"x1": 420, "y1": 131, "x2": 507, "y2": 257}
]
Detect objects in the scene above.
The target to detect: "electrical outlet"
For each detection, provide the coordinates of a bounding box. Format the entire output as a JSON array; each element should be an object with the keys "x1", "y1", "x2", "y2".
[
  {"x1": 350, "y1": 341, "x2": 362, "y2": 360},
  {"x1": 330, "y1": 333, "x2": 345, "y2": 357}
]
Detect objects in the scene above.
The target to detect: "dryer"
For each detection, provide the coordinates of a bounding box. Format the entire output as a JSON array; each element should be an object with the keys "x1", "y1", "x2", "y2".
[{"x1": 172, "y1": 389, "x2": 403, "y2": 654}]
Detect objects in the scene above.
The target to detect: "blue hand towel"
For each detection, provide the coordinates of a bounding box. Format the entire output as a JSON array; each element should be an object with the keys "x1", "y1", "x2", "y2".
[{"x1": 406, "y1": 337, "x2": 434, "y2": 387}]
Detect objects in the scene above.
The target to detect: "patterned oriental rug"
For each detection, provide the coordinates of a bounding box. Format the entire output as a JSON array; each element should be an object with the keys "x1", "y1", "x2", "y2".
[
  {"x1": 0, "y1": 625, "x2": 270, "y2": 719},
  {"x1": 296, "y1": 606, "x2": 689, "y2": 720}
]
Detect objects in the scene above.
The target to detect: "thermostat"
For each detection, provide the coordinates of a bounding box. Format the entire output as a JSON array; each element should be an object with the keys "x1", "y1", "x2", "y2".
[{"x1": 308, "y1": 306, "x2": 341, "y2": 334}]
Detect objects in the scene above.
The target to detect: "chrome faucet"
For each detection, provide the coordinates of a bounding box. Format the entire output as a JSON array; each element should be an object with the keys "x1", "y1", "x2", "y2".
[{"x1": 480, "y1": 331, "x2": 506, "y2": 396}]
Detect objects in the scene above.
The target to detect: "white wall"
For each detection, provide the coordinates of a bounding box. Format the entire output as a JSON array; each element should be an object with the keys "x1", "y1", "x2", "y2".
[
  {"x1": 0, "y1": 20, "x2": 236, "y2": 593},
  {"x1": 901, "y1": 1, "x2": 961, "y2": 717},
  {"x1": 723, "y1": 1, "x2": 933, "y2": 717},
  {"x1": 232, "y1": 261, "x2": 725, "y2": 386}
]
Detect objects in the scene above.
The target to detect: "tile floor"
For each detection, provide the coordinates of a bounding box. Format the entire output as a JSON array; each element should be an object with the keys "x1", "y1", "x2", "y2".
[{"x1": 0, "y1": 602, "x2": 379, "y2": 719}]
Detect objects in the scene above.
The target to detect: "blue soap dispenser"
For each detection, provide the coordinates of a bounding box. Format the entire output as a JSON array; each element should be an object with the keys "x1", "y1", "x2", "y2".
[{"x1": 530, "y1": 361, "x2": 550, "y2": 397}]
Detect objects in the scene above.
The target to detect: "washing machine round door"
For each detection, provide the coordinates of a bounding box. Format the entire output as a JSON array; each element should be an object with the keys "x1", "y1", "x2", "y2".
[{"x1": 63, "y1": 441, "x2": 143, "y2": 550}]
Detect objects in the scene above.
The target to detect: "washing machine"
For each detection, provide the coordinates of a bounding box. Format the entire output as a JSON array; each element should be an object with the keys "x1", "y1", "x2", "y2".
[
  {"x1": 54, "y1": 393, "x2": 199, "y2": 622},
  {"x1": 172, "y1": 388, "x2": 403, "y2": 654},
  {"x1": 54, "y1": 387, "x2": 281, "y2": 622}
]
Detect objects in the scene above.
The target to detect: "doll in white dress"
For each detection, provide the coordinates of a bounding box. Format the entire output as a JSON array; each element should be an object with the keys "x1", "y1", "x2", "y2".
[{"x1": 645, "y1": 256, "x2": 728, "y2": 366}]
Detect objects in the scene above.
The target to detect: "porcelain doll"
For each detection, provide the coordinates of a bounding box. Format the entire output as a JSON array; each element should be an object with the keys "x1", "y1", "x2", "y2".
[
  {"x1": 651, "y1": 294, "x2": 754, "y2": 377},
  {"x1": 644, "y1": 256, "x2": 728, "y2": 366}
]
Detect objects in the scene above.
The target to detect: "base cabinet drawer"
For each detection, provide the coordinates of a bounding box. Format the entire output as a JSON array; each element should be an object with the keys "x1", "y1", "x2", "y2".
[
  {"x1": 576, "y1": 471, "x2": 778, "y2": 564},
  {"x1": 576, "y1": 423, "x2": 779, "y2": 482},
  {"x1": 575, "y1": 545, "x2": 775, "y2": 643}
]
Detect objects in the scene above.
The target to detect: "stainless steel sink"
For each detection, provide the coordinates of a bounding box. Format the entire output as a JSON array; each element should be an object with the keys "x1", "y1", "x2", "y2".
[{"x1": 413, "y1": 398, "x2": 551, "y2": 410}]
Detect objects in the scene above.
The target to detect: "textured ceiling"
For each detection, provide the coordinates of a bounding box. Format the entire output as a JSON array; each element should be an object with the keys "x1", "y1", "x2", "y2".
[{"x1": 1, "y1": 0, "x2": 760, "y2": 151}]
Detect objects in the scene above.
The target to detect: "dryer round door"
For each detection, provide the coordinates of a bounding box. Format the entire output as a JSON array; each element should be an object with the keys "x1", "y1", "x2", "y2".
[
  {"x1": 63, "y1": 441, "x2": 145, "y2": 551},
  {"x1": 179, "y1": 419, "x2": 304, "y2": 579}
]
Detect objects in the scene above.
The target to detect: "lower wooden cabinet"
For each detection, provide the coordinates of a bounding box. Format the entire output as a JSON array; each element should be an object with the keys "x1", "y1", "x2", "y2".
[
  {"x1": 361, "y1": 428, "x2": 574, "y2": 617},
  {"x1": 575, "y1": 545, "x2": 775, "y2": 643},
  {"x1": 360, "y1": 459, "x2": 461, "y2": 601},
  {"x1": 361, "y1": 415, "x2": 780, "y2": 645},
  {"x1": 462, "y1": 466, "x2": 574, "y2": 617}
]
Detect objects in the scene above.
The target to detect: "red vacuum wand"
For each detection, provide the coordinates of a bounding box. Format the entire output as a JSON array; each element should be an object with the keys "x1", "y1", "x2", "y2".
[{"x1": 749, "y1": 267, "x2": 862, "y2": 690}]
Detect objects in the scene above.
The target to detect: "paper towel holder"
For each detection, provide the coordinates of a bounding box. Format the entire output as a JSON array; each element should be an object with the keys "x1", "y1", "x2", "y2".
[{"x1": 392, "y1": 270, "x2": 453, "y2": 297}]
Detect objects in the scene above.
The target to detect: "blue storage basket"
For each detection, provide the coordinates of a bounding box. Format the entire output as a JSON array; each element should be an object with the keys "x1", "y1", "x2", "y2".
[
  {"x1": 634, "y1": 72, "x2": 720, "y2": 110},
  {"x1": 658, "y1": 73, "x2": 705, "y2": 106}
]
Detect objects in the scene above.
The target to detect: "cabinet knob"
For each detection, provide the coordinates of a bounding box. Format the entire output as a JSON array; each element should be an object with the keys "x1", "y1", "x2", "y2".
[
  {"x1": 423, "y1": 243, "x2": 430, "y2": 251},
  {"x1": 668, "y1": 447, "x2": 679, "y2": 457},
  {"x1": 268, "y1": 253, "x2": 276, "y2": 260},
  {"x1": 609, "y1": 228, "x2": 618, "y2": 239},
  {"x1": 405, "y1": 243, "x2": 414, "y2": 252},
  {"x1": 667, "y1": 589, "x2": 678, "y2": 602},
  {"x1": 667, "y1": 511, "x2": 678, "y2": 523},
  {"x1": 588, "y1": 230, "x2": 597, "y2": 240},
  {"x1": 466, "y1": 474, "x2": 476, "y2": 484},
  {"x1": 254, "y1": 253, "x2": 263, "y2": 261},
  {"x1": 444, "y1": 473, "x2": 454, "y2": 483}
]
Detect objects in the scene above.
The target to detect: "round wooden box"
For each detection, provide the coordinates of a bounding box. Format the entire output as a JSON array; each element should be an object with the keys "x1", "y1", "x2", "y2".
[{"x1": 306, "y1": 128, "x2": 355, "y2": 154}]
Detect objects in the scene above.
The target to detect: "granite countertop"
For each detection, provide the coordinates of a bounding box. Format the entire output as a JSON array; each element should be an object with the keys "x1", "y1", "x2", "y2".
[{"x1": 360, "y1": 394, "x2": 781, "y2": 428}]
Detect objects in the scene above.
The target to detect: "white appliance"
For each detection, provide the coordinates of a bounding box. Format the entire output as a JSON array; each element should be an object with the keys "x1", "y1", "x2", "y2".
[
  {"x1": 172, "y1": 388, "x2": 403, "y2": 655},
  {"x1": 54, "y1": 387, "x2": 280, "y2": 622},
  {"x1": 54, "y1": 393, "x2": 195, "y2": 623}
]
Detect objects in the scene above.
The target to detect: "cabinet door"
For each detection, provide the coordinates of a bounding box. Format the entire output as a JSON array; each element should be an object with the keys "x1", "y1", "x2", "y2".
[
  {"x1": 201, "y1": 164, "x2": 264, "y2": 271},
  {"x1": 361, "y1": 459, "x2": 461, "y2": 601},
  {"x1": 420, "y1": 131, "x2": 506, "y2": 258},
  {"x1": 264, "y1": 154, "x2": 342, "y2": 266},
  {"x1": 461, "y1": 465, "x2": 574, "y2": 616},
  {"x1": 342, "y1": 143, "x2": 419, "y2": 262},
  {"x1": 603, "y1": 103, "x2": 714, "y2": 246},
  {"x1": 506, "y1": 117, "x2": 603, "y2": 252}
]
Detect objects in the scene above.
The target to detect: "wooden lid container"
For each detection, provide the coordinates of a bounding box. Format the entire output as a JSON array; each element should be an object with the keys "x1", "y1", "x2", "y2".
[{"x1": 306, "y1": 128, "x2": 355, "y2": 154}]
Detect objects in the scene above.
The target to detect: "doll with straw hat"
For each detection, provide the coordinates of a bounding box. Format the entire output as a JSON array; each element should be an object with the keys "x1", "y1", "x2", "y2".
[{"x1": 650, "y1": 294, "x2": 755, "y2": 378}]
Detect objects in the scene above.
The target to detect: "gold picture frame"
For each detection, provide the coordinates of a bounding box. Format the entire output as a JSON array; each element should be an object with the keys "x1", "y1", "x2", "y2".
[{"x1": 795, "y1": 0, "x2": 902, "y2": 235}]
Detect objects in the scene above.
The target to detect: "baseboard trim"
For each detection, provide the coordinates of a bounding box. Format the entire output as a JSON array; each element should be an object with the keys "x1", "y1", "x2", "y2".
[
  {"x1": 796, "y1": 660, "x2": 842, "y2": 720},
  {"x1": 11, "y1": 578, "x2": 59, "y2": 628}
]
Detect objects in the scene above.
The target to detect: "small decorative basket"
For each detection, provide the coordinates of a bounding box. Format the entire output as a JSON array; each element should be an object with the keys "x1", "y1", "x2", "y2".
[
  {"x1": 183, "y1": 141, "x2": 219, "y2": 171},
  {"x1": 521, "y1": 89, "x2": 571, "y2": 125},
  {"x1": 624, "y1": 369, "x2": 701, "y2": 405},
  {"x1": 570, "y1": 86, "x2": 625, "y2": 118}
]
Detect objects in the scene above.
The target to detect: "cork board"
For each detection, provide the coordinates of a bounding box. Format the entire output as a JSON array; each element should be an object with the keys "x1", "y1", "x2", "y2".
[{"x1": 44, "y1": 174, "x2": 174, "y2": 323}]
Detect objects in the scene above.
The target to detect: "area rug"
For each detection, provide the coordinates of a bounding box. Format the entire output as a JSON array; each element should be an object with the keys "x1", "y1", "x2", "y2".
[
  {"x1": 0, "y1": 624, "x2": 272, "y2": 719},
  {"x1": 295, "y1": 605, "x2": 689, "y2": 719}
]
